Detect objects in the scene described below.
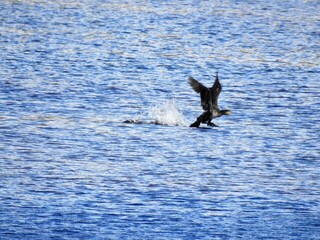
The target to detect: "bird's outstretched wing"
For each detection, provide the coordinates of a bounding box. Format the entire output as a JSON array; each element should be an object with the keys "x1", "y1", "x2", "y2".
[
  {"x1": 188, "y1": 76, "x2": 210, "y2": 109},
  {"x1": 188, "y1": 77, "x2": 208, "y2": 93},
  {"x1": 210, "y1": 76, "x2": 222, "y2": 108}
]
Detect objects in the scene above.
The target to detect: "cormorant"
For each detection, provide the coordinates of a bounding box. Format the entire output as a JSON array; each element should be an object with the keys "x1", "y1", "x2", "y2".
[{"x1": 188, "y1": 73, "x2": 231, "y2": 127}]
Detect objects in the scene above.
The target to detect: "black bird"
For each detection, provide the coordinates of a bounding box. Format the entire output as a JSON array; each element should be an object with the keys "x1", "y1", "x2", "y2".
[{"x1": 188, "y1": 73, "x2": 231, "y2": 127}]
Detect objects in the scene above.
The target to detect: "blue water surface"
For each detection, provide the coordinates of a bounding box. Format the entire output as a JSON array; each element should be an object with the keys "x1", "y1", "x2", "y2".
[{"x1": 1, "y1": 0, "x2": 320, "y2": 239}]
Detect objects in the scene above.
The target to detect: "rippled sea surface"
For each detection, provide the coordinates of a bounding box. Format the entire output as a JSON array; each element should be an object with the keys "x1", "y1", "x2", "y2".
[{"x1": 1, "y1": 0, "x2": 320, "y2": 239}]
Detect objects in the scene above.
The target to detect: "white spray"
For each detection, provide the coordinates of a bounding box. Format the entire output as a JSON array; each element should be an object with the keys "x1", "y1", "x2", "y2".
[{"x1": 149, "y1": 99, "x2": 186, "y2": 126}]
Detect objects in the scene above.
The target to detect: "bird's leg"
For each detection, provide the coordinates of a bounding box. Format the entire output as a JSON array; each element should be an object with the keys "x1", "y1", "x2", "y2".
[
  {"x1": 207, "y1": 120, "x2": 218, "y2": 127},
  {"x1": 198, "y1": 111, "x2": 211, "y2": 123},
  {"x1": 190, "y1": 111, "x2": 210, "y2": 127}
]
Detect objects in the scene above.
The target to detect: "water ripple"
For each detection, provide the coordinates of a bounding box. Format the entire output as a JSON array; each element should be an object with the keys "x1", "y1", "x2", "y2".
[{"x1": 1, "y1": 0, "x2": 320, "y2": 239}]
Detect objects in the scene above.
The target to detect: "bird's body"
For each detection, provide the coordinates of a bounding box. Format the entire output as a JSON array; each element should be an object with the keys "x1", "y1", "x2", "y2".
[{"x1": 188, "y1": 74, "x2": 231, "y2": 127}]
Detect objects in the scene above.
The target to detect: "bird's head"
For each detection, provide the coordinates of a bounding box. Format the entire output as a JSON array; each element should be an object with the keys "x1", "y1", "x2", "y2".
[{"x1": 220, "y1": 109, "x2": 232, "y2": 115}]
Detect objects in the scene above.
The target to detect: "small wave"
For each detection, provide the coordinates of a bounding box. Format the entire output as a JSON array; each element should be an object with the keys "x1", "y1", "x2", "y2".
[{"x1": 149, "y1": 99, "x2": 186, "y2": 126}]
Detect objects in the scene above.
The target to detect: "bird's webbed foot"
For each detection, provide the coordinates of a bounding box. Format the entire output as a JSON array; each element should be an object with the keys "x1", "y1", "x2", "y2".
[
  {"x1": 207, "y1": 121, "x2": 218, "y2": 127},
  {"x1": 190, "y1": 121, "x2": 201, "y2": 128}
]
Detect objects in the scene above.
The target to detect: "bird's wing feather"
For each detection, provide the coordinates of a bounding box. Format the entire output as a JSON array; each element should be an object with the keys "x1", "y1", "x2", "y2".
[
  {"x1": 210, "y1": 78, "x2": 222, "y2": 108},
  {"x1": 188, "y1": 76, "x2": 210, "y2": 107},
  {"x1": 188, "y1": 77, "x2": 208, "y2": 93}
]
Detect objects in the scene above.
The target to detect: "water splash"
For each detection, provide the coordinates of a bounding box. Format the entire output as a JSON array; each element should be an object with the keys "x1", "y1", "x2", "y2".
[{"x1": 149, "y1": 99, "x2": 186, "y2": 126}]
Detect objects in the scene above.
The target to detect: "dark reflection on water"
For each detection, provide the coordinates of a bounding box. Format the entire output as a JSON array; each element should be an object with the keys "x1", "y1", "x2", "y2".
[{"x1": 1, "y1": 0, "x2": 320, "y2": 239}]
